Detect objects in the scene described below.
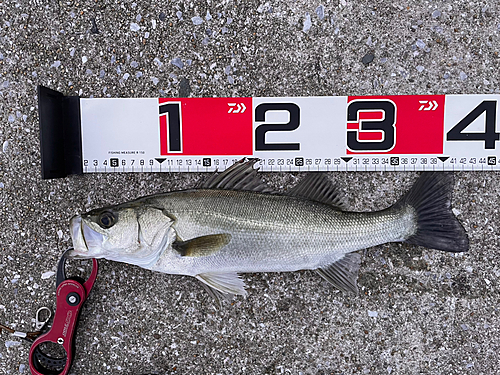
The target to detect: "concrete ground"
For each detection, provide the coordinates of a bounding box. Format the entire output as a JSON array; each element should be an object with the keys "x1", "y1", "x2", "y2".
[{"x1": 1, "y1": 0, "x2": 499, "y2": 374}]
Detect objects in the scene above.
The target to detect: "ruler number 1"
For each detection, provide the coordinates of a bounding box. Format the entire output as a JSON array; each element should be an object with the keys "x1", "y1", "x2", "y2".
[
  {"x1": 447, "y1": 100, "x2": 499, "y2": 149},
  {"x1": 159, "y1": 102, "x2": 182, "y2": 153}
]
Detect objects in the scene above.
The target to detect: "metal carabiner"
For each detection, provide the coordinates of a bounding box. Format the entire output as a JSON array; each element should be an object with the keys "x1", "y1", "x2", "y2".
[
  {"x1": 0, "y1": 307, "x2": 52, "y2": 342},
  {"x1": 35, "y1": 307, "x2": 52, "y2": 331}
]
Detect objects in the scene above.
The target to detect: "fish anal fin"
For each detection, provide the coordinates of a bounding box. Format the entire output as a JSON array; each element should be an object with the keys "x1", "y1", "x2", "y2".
[
  {"x1": 198, "y1": 282, "x2": 233, "y2": 307},
  {"x1": 288, "y1": 173, "x2": 347, "y2": 210},
  {"x1": 173, "y1": 234, "x2": 231, "y2": 257},
  {"x1": 316, "y1": 252, "x2": 361, "y2": 295},
  {"x1": 196, "y1": 272, "x2": 247, "y2": 296}
]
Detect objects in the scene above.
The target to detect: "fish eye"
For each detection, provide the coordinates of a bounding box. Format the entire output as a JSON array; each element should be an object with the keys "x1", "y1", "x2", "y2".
[{"x1": 98, "y1": 211, "x2": 116, "y2": 229}]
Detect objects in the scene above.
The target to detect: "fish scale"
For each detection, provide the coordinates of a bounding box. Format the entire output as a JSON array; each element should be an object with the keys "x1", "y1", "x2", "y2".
[{"x1": 148, "y1": 190, "x2": 415, "y2": 275}]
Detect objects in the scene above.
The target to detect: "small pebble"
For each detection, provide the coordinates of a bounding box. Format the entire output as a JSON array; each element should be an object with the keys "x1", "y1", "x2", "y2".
[
  {"x1": 90, "y1": 18, "x2": 99, "y2": 34},
  {"x1": 303, "y1": 13, "x2": 312, "y2": 32},
  {"x1": 159, "y1": 12, "x2": 166, "y2": 22},
  {"x1": 153, "y1": 57, "x2": 163, "y2": 68},
  {"x1": 5, "y1": 340, "x2": 21, "y2": 348},
  {"x1": 131, "y1": 61, "x2": 139, "y2": 68},
  {"x1": 51, "y1": 60, "x2": 61, "y2": 68},
  {"x1": 432, "y1": 10, "x2": 442, "y2": 18},
  {"x1": 416, "y1": 39, "x2": 426, "y2": 49},
  {"x1": 171, "y1": 58, "x2": 184, "y2": 69},
  {"x1": 192, "y1": 16, "x2": 203, "y2": 25},
  {"x1": 206, "y1": 10, "x2": 212, "y2": 21},
  {"x1": 130, "y1": 23, "x2": 140, "y2": 32},
  {"x1": 82, "y1": 56, "x2": 88, "y2": 63},
  {"x1": 151, "y1": 77, "x2": 159, "y2": 85},
  {"x1": 460, "y1": 71, "x2": 467, "y2": 81},
  {"x1": 368, "y1": 310, "x2": 378, "y2": 317},
  {"x1": 362, "y1": 53, "x2": 374, "y2": 65},
  {"x1": 2, "y1": 140, "x2": 9, "y2": 152},
  {"x1": 316, "y1": 5, "x2": 325, "y2": 20},
  {"x1": 416, "y1": 65, "x2": 425, "y2": 72},
  {"x1": 41, "y1": 271, "x2": 55, "y2": 280},
  {"x1": 19, "y1": 364, "x2": 26, "y2": 373}
]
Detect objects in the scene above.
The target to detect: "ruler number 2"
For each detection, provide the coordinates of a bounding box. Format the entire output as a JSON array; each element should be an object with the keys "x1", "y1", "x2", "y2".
[
  {"x1": 447, "y1": 100, "x2": 499, "y2": 149},
  {"x1": 254, "y1": 103, "x2": 300, "y2": 151}
]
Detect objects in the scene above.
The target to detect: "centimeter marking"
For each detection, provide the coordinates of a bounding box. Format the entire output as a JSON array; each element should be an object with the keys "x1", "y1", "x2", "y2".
[{"x1": 83, "y1": 155, "x2": 497, "y2": 173}]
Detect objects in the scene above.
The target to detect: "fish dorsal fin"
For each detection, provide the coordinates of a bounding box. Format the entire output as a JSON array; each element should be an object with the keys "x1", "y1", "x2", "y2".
[
  {"x1": 199, "y1": 158, "x2": 274, "y2": 193},
  {"x1": 173, "y1": 234, "x2": 231, "y2": 257},
  {"x1": 316, "y1": 252, "x2": 361, "y2": 295},
  {"x1": 196, "y1": 272, "x2": 247, "y2": 296},
  {"x1": 287, "y1": 174, "x2": 347, "y2": 209}
]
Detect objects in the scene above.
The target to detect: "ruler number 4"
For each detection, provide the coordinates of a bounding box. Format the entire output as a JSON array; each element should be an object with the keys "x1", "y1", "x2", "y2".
[{"x1": 447, "y1": 100, "x2": 499, "y2": 149}]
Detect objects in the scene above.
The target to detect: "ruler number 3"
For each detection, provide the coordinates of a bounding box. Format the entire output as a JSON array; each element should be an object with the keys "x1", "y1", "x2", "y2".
[{"x1": 447, "y1": 100, "x2": 499, "y2": 149}]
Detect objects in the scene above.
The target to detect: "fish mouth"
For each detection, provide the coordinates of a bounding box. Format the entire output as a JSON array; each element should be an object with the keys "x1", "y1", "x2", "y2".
[{"x1": 69, "y1": 215, "x2": 104, "y2": 257}]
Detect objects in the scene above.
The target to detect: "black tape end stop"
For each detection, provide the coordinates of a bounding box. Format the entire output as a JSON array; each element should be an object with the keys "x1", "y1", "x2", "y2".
[{"x1": 38, "y1": 85, "x2": 83, "y2": 179}]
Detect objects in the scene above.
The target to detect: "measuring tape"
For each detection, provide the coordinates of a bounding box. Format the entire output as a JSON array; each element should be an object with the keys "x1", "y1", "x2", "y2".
[{"x1": 38, "y1": 86, "x2": 500, "y2": 179}]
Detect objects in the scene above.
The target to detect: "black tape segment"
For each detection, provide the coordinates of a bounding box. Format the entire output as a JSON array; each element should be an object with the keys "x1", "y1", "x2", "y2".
[{"x1": 38, "y1": 85, "x2": 83, "y2": 179}]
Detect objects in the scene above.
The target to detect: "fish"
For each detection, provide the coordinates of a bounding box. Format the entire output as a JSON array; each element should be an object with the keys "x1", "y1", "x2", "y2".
[{"x1": 69, "y1": 159, "x2": 469, "y2": 297}]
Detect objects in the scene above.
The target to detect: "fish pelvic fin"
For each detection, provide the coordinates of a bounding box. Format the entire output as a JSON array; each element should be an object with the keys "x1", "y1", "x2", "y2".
[
  {"x1": 287, "y1": 173, "x2": 347, "y2": 210},
  {"x1": 196, "y1": 272, "x2": 248, "y2": 296},
  {"x1": 316, "y1": 252, "x2": 361, "y2": 295},
  {"x1": 173, "y1": 234, "x2": 231, "y2": 257},
  {"x1": 395, "y1": 172, "x2": 469, "y2": 253}
]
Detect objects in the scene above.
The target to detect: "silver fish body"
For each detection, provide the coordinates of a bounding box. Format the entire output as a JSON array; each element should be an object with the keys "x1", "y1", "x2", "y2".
[
  {"x1": 146, "y1": 189, "x2": 414, "y2": 275},
  {"x1": 70, "y1": 160, "x2": 468, "y2": 296}
]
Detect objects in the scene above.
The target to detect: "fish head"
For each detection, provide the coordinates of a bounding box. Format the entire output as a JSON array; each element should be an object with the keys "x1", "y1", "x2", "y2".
[{"x1": 70, "y1": 203, "x2": 175, "y2": 268}]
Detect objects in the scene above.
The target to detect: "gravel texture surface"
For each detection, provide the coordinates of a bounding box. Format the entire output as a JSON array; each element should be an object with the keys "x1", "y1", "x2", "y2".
[{"x1": 1, "y1": 1, "x2": 500, "y2": 374}]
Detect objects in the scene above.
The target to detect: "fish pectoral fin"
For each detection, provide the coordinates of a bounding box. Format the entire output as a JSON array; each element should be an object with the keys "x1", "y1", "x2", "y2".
[
  {"x1": 173, "y1": 234, "x2": 231, "y2": 257},
  {"x1": 316, "y1": 252, "x2": 361, "y2": 295},
  {"x1": 196, "y1": 272, "x2": 247, "y2": 296},
  {"x1": 287, "y1": 173, "x2": 347, "y2": 210}
]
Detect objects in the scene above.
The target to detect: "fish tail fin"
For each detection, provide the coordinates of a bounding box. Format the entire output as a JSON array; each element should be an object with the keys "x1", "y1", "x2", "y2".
[{"x1": 395, "y1": 172, "x2": 469, "y2": 253}]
